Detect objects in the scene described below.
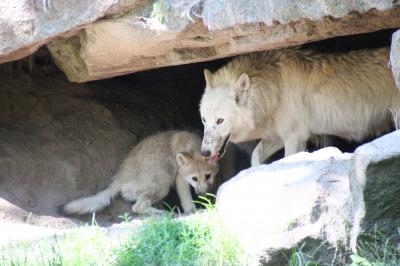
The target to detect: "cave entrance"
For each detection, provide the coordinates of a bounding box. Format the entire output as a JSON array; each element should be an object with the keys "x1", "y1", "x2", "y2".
[{"x1": 0, "y1": 28, "x2": 396, "y2": 227}]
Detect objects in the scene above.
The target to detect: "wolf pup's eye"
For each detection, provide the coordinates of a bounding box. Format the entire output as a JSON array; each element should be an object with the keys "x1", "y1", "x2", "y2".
[
  {"x1": 192, "y1": 176, "x2": 198, "y2": 182},
  {"x1": 205, "y1": 174, "x2": 211, "y2": 180},
  {"x1": 216, "y1": 118, "x2": 224, "y2": 124},
  {"x1": 201, "y1": 117, "x2": 206, "y2": 123}
]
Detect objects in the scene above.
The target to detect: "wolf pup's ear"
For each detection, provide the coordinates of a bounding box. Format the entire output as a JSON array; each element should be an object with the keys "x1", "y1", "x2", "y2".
[
  {"x1": 234, "y1": 73, "x2": 250, "y2": 105},
  {"x1": 176, "y1": 152, "x2": 192, "y2": 166},
  {"x1": 204, "y1": 69, "x2": 213, "y2": 88}
]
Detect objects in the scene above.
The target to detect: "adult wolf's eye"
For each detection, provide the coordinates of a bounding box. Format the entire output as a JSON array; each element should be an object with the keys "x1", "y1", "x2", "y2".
[
  {"x1": 205, "y1": 174, "x2": 211, "y2": 180},
  {"x1": 201, "y1": 117, "x2": 206, "y2": 123},
  {"x1": 192, "y1": 176, "x2": 198, "y2": 182},
  {"x1": 216, "y1": 118, "x2": 224, "y2": 124}
]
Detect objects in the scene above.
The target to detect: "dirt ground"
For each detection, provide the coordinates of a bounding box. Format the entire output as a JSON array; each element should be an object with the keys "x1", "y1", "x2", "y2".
[{"x1": 0, "y1": 53, "x2": 246, "y2": 228}]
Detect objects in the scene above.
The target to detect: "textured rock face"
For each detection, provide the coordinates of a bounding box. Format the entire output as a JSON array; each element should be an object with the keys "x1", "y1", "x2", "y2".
[
  {"x1": 48, "y1": 1, "x2": 400, "y2": 82},
  {"x1": 0, "y1": 59, "x2": 231, "y2": 228},
  {"x1": 0, "y1": 0, "x2": 139, "y2": 64},
  {"x1": 390, "y1": 30, "x2": 400, "y2": 89},
  {"x1": 1, "y1": 1, "x2": 399, "y2": 82},
  {"x1": 216, "y1": 147, "x2": 352, "y2": 264},
  {"x1": 349, "y1": 130, "x2": 400, "y2": 250},
  {"x1": 202, "y1": 0, "x2": 398, "y2": 30},
  {"x1": 217, "y1": 131, "x2": 400, "y2": 264}
]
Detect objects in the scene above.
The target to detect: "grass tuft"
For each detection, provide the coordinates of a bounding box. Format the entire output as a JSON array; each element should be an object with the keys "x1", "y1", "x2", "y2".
[
  {"x1": 351, "y1": 227, "x2": 400, "y2": 266},
  {"x1": 115, "y1": 204, "x2": 244, "y2": 266},
  {"x1": 0, "y1": 226, "x2": 116, "y2": 266}
]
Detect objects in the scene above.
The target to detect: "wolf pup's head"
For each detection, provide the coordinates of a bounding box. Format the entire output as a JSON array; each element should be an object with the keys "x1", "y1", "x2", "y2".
[
  {"x1": 176, "y1": 152, "x2": 219, "y2": 195},
  {"x1": 199, "y1": 68, "x2": 251, "y2": 162}
]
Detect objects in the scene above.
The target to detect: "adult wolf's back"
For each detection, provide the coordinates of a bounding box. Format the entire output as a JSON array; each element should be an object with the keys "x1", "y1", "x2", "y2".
[{"x1": 199, "y1": 47, "x2": 400, "y2": 166}]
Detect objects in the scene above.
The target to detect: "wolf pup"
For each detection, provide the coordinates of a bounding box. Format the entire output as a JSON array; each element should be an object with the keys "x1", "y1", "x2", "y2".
[
  {"x1": 199, "y1": 47, "x2": 400, "y2": 166},
  {"x1": 60, "y1": 131, "x2": 219, "y2": 215}
]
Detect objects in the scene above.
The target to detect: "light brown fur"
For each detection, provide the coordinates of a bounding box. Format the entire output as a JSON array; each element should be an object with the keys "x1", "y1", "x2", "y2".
[{"x1": 61, "y1": 130, "x2": 219, "y2": 215}]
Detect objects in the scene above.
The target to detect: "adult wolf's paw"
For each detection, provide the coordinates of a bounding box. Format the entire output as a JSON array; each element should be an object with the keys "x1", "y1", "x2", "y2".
[{"x1": 251, "y1": 153, "x2": 261, "y2": 167}]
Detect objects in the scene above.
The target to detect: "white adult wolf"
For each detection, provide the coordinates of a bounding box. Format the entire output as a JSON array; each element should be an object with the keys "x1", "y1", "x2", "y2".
[
  {"x1": 60, "y1": 130, "x2": 219, "y2": 215},
  {"x1": 199, "y1": 47, "x2": 400, "y2": 166}
]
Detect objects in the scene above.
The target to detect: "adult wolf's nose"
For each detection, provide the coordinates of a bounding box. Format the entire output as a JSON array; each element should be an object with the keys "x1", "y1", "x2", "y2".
[{"x1": 201, "y1": 149, "x2": 211, "y2": 157}]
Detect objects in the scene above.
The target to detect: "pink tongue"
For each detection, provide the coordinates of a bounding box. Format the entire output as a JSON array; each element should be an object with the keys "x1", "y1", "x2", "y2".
[{"x1": 208, "y1": 155, "x2": 219, "y2": 164}]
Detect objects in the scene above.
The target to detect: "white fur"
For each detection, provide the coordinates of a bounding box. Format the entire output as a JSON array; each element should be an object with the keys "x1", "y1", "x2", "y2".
[
  {"x1": 200, "y1": 47, "x2": 400, "y2": 166},
  {"x1": 62, "y1": 130, "x2": 219, "y2": 215}
]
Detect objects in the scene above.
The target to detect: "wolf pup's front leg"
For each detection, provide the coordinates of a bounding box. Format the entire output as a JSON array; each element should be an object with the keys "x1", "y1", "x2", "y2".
[{"x1": 175, "y1": 175, "x2": 196, "y2": 213}]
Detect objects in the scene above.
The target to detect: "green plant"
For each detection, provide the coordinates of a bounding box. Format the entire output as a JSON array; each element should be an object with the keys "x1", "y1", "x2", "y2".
[
  {"x1": 0, "y1": 226, "x2": 117, "y2": 266},
  {"x1": 114, "y1": 210, "x2": 244, "y2": 266},
  {"x1": 286, "y1": 242, "x2": 320, "y2": 266},
  {"x1": 351, "y1": 227, "x2": 400, "y2": 266},
  {"x1": 118, "y1": 212, "x2": 133, "y2": 223},
  {"x1": 151, "y1": 1, "x2": 168, "y2": 24},
  {"x1": 193, "y1": 193, "x2": 216, "y2": 210}
]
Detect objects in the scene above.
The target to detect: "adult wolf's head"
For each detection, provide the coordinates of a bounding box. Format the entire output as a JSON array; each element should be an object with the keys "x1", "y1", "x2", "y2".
[
  {"x1": 199, "y1": 68, "x2": 251, "y2": 162},
  {"x1": 176, "y1": 152, "x2": 219, "y2": 195}
]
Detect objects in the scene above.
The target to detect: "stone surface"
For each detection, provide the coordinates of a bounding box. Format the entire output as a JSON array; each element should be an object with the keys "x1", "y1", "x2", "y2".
[
  {"x1": 0, "y1": 67, "x2": 133, "y2": 228},
  {"x1": 216, "y1": 131, "x2": 400, "y2": 263},
  {"x1": 216, "y1": 147, "x2": 352, "y2": 264},
  {"x1": 349, "y1": 130, "x2": 400, "y2": 250},
  {"x1": 0, "y1": 0, "x2": 140, "y2": 64},
  {"x1": 390, "y1": 30, "x2": 400, "y2": 89},
  {"x1": 1, "y1": 1, "x2": 400, "y2": 81},
  {"x1": 48, "y1": 2, "x2": 400, "y2": 82},
  {"x1": 202, "y1": 0, "x2": 398, "y2": 30}
]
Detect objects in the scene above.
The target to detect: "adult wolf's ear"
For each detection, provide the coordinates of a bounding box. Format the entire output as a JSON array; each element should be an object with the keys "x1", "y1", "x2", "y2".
[
  {"x1": 234, "y1": 73, "x2": 250, "y2": 105},
  {"x1": 204, "y1": 69, "x2": 213, "y2": 88},
  {"x1": 176, "y1": 152, "x2": 192, "y2": 166}
]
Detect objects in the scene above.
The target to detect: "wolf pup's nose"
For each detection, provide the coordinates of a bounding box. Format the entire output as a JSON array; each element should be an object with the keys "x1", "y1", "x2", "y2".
[{"x1": 201, "y1": 150, "x2": 211, "y2": 157}]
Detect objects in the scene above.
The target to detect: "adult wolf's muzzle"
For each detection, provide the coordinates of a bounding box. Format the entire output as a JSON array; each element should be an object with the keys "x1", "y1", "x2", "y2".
[{"x1": 201, "y1": 129, "x2": 230, "y2": 162}]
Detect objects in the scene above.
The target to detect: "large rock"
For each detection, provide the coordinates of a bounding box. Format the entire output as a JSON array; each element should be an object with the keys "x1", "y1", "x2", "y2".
[
  {"x1": 0, "y1": 69, "x2": 134, "y2": 227},
  {"x1": 202, "y1": 0, "x2": 398, "y2": 30},
  {"x1": 216, "y1": 131, "x2": 400, "y2": 264},
  {"x1": 46, "y1": 1, "x2": 400, "y2": 82},
  {"x1": 0, "y1": 0, "x2": 139, "y2": 64},
  {"x1": 390, "y1": 30, "x2": 400, "y2": 89},
  {"x1": 2, "y1": 1, "x2": 400, "y2": 82},
  {"x1": 349, "y1": 130, "x2": 400, "y2": 250},
  {"x1": 216, "y1": 147, "x2": 352, "y2": 264}
]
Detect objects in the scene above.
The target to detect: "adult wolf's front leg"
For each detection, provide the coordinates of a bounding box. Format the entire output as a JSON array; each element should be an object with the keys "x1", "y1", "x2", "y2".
[
  {"x1": 175, "y1": 175, "x2": 196, "y2": 213},
  {"x1": 251, "y1": 137, "x2": 284, "y2": 166},
  {"x1": 283, "y1": 135, "x2": 307, "y2": 157}
]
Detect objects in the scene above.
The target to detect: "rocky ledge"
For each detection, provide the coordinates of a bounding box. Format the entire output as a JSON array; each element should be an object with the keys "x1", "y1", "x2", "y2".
[{"x1": 1, "y1": 1, "x2": 399, "y2": 82}]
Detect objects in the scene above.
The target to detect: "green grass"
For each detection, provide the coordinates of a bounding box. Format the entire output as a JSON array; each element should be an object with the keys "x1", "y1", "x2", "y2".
[
  {"x1": 284, "y1": 227, "x2": 400, "y2": 266},
  {"x1": 0, "y1": 203, "x2": 244, "y2": 265},
  {"x1": 115, "y1": 206, "x2": 244, "y2": 266},
  {"x1": 115, "y1": 195, "x2": 244, "y2": 265},
  {"x1": 351, "y1": 227, "x2": 400, "y2": 266},
  {"x1": 286, "y1": 242, "x2": 320, "y2": 266},
  {"x1": 0, "y1": 226, "x2": 117, "y2": 266}
]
